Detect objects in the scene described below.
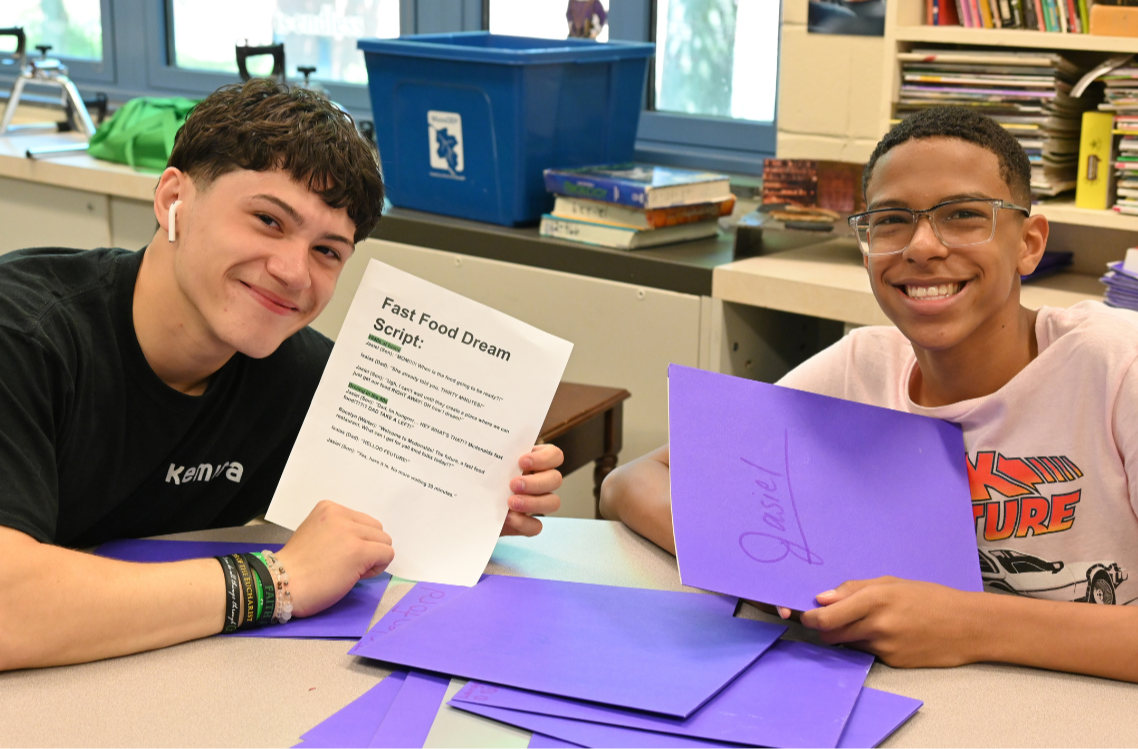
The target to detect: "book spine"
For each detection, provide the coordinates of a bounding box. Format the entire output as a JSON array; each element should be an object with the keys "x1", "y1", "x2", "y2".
[
  {"x1": 978, "y1": 0, "x2": 994, "y2": 27},
  {"x1": 928, "y1": 0, "x2": 936, "y2": 24},
  {"x1": 1032, "y1": 0, "x2": 1045, "y2": 28},
  {"x1": 1077, "y1": 0, "x2": 1089, "y2": 31},
  {"x1": 1054, "y1": 0, "x2": 1069, "y2": 31},
  {"x1": 539, "y1": 215, "x2": 633, "y2": 250},
  {"x1": 942, "y1": 0, "x2": 962, "y2": 23},
  {"x1": 543, "y1": 172, "x2": 647, "y2": 208},
  {"x1": 998, "y1": 0, "x2": 1015, "y2": 25}
]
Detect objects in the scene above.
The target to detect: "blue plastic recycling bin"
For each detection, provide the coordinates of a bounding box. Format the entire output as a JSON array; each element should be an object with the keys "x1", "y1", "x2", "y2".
[{"x1": 358, "y1": 33, "x2": 655, "y2": 226}]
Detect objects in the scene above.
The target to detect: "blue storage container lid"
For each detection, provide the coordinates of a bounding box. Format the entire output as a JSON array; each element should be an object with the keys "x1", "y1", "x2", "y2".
[{"x1": 357, "y1": 31, "x2": 654, "y2": 65}]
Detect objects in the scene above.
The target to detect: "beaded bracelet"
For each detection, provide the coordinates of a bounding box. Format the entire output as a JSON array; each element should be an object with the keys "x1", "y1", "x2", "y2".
[{"x1": 260, "y1": 550, "x2": 293, "y2": 624}]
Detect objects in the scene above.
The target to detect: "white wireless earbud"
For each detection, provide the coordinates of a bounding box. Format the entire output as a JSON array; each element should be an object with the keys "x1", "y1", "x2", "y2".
[{"x1": 168, "y1": 200, "x2": 183, "y2": 242}]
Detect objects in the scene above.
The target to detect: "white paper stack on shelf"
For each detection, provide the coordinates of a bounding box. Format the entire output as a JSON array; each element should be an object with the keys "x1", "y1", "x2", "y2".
[
  {"x1": 1099, "y1": 66, "x2": 1138, "y2": 215},
  {"x1": 895, "y1": 49, "x2": 1099, "y2": 197}
]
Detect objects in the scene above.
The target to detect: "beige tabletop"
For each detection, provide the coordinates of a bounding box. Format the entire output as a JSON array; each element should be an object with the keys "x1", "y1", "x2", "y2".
[{"x1": 1, "y1": 517, "x2": 1136, "y2": 748}]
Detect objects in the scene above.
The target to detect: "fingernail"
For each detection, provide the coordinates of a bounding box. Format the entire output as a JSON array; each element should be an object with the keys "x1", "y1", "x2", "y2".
[
  {"x1": 508, "y1": 496, "x2": 524, "y2": 511},
  {"x1": 520, "y1": 456, "x2": 532, "y2": 469},
  {"x1": 511, "y1": 478, "x2": 526, "y2": 493},
  {"x1": 778, "y1": 607, "x2": 790, "y2": 619},
  {"x1": 818, "y1": 589, "x2": 836, "y2": 599}
]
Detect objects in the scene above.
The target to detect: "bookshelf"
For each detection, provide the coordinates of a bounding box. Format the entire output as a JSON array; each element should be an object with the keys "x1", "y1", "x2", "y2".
[{"x1": 876, "y1": 0, "x2": 1138, "y2": 239}]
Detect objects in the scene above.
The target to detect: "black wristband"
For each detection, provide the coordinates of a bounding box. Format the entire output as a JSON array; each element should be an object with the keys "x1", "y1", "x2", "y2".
[
  {"x1": 230, "y1": 554, "x2": 257, "y2": 629},
  {"x1": 215, "y1": 556, "x2": 241, "y2": 634},
  {"x1": 245, "y1": 553, "x2": 276, "y2": 627}
]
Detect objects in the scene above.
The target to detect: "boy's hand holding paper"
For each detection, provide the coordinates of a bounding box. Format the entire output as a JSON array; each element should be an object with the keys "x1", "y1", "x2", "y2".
[
  {"x1": 667, "y1": 364, "x2": 982, "y2": 612},
  {"x1": 267, "y1": 260, "x2": 572, "y2": 586}
]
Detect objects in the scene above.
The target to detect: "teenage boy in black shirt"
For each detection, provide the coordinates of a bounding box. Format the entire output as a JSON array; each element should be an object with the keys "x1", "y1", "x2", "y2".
[{"x1": 0, "y1": 80, "x2": 564, "y2": 670}]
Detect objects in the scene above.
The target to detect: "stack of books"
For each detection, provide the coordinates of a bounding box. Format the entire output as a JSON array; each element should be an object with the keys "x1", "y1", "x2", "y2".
[
  {"x1": 539, "y1": 165, "x2": 734, "y2": 250},
  {"x1": 895, "y1": 49, "x2": 1098, "y2": 197},
  {"x1": 1097, "y1": 66, "x2": 1138, "y2": 214},
  {"x1": 926, "y1": 0, "x2": 1089, "y2": 31}
]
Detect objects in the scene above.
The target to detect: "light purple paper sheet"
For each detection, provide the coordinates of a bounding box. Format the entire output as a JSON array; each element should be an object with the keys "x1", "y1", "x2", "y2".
[
  {"x1": 458, "y1": 685, "x2": 922, "y2": 749},
  {"x1": 350, "y1": 574, "x2": 779, "y2": 718},
  {"x1": 354, "y1": 581, "x2": 474, "y2": 648},
  {"x1": 95, "y1": 539, "x2": 390, "y2": 638},
  {"x1": 294, "y1": 671, "x2": 407, "y2": 748},
  {"x1": 839, "y1": 688, "x2": 923, "y2": 748},
  {"x1": 668, "y1": 364, "x2": 983, "y2": 612},
  {"x1": 451, "y1": 703, "x2": 731, "y2": 748},
  {"x1": 369, "y1": 670, "x2": 451, "y2": 748},
  {"x1": 452, "y1": 639, "x2": 873, "y2": 748},
  {"x1": 529, "y1": 734, "x2": 583, "y2": 749}
]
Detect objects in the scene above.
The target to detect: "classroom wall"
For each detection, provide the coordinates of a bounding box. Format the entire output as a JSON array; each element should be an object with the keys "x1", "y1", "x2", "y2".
[{"x1": 776, "y1": 0, "x2": 888, "y2": 162}]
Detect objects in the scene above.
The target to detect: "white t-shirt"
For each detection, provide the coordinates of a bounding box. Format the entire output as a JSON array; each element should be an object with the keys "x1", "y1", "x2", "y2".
[{"x1": 778, "y1": 301, "x2": 1138, "y2": 606}]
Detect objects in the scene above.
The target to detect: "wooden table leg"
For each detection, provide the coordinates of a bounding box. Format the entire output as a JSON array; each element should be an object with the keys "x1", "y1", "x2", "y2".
[{"x1": 592, "y1": 403, "x2": 624, "y2": 519}]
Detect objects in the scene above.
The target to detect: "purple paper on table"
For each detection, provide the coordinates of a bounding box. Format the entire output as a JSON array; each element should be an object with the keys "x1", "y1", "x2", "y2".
[
  {"x1": 369, "y1": 670, "x2": 451, "y2": 748},
  {"x1": 351, "y1": 574, "x2": 779, "y2": 718},
  {"x1": 294, "y1": 671, "x2": 406, "y2": 748},
  {"x1": 452, "y1": 702, "x2": 731, "y2": 748},
  {"x1": 352, "y1": 581, "x2": 474, "y2": 652},
  {"x1": 452, "y1": 639, "x2": 872, "y2": 748},
  {"x1": 668, "y1": 364, "x2": 982, "y2": 612},
  {"x1": 529, "y1": 734, "x2": 583, "y2": 749},
  {"x1": 466, "y1": 685, "x2": 922, "y2": 749},
  {"x1": 96, "y1": 539, "x2": 390, "y2": 638},
  {"x1": 839, "y1": 688, "x2": 922, "y2": 748}
]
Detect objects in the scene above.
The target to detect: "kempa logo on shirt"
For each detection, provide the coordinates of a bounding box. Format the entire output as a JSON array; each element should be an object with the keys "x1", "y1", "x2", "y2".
[{"x1": 165, "y1": 461, "x2": 244, "y2": 485}]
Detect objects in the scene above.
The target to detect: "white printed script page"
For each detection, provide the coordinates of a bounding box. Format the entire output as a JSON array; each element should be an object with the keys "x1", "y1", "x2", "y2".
[{"x1": 266, "y1": 260, "x2": 573, "y2": 585}]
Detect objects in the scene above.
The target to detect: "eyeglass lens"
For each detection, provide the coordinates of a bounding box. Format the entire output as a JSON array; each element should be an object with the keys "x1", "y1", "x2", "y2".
[{"x1": 856, "y1": 201, "x2": 998, "y2": 255}]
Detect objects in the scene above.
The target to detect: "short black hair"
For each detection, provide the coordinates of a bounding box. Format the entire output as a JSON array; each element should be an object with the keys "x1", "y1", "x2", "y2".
[{"x1": 862, "y1": 106, "x2": 1032, "y2": 204}]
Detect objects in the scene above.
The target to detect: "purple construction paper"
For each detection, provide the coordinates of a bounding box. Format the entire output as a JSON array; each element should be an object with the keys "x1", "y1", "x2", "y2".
[
  {"x1": 295, "y1": 672, "x2": 407, "y2": 748},
  {"x1": 529, "y1": 734, "x2": 583, "y2": 749},
  {"x1": 369, "y1": 671, "x2": 451, "y2": 748},
  {"x1": 451, "y1": 703, "x2": 732, "y2": 749},
  {"x1": 350, "y1": 574, "x2": 778, "y2": 718},
  {"x1": 452, "y1": 640, "x2": 872, "y2": 748},
  {"x1": 96, "y1": 539, "x2": 390, "y2": 639},
  {"x1": 668, "y1": 364, "x2": 983, "y2": 612},
  {"x1": 838, "y1": 688, "x2": 923, "y2": 748},
  {"x1": 352, "y1": 581, "x2": 474, "y2": 651},
  {"x1": 456, "y1": 686, "x2": 922, "y2": 749}
]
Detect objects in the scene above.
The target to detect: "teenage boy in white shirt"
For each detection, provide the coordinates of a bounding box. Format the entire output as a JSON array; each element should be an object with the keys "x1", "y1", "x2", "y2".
[
  {"x1": 0, "y1": 80, "x2": 563, "y2": 670},
  {"x1": 600, "y1": 106, "x2": 1138, "y2": 682}
]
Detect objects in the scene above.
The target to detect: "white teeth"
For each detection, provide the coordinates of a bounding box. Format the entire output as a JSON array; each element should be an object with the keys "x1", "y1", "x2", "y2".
[{"x1": 905, "y1": 283, "x2": 962, "y2": 300}]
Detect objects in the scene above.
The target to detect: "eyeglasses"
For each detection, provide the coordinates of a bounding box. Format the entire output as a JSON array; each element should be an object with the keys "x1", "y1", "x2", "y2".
[{"x1": 848, "y1": 198, "x2": 1031, "y2": 256}]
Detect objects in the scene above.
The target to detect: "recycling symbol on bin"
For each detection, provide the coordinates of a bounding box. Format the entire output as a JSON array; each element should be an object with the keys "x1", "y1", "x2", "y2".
[{"x1": 435, "y1": 128, "x2": 460, "y2": 174}]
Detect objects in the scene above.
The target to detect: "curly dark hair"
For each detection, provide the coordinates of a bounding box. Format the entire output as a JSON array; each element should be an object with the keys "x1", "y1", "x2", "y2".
[
  {"x1": 863, "y1": 106, "x2": 1032, "y2": 204},
  {"x1": 168, "y1": 79, "x2": 384, "y2": 243}
]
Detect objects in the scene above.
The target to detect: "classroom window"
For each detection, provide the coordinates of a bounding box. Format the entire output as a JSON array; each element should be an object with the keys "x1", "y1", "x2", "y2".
[
  {"x1": 489, "y1": 0, "x2": 610, "y2": 42},
  {"x1": 653, "y1": 0, "x2": 779, "y2": 122},
  {"x1": 7, "y1": 0, "x2": 103, "y2": 61},
  {"x1": 168, "y1": 0, "x2": 400, "y2": 84}
]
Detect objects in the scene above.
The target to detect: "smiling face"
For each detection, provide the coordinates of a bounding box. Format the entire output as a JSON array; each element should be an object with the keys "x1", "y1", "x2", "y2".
[
  {"x1": 170, "y1": 168, "x2": 356, "y2": 359},
  {"x1": 862, "y1": 137, "x2": 1046, "y2": 355}
]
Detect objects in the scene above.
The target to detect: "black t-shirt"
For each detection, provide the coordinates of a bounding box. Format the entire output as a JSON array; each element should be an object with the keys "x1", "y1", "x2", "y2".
[{"x1": 0, "y1": 247, "x2": 332, "y2": 548}]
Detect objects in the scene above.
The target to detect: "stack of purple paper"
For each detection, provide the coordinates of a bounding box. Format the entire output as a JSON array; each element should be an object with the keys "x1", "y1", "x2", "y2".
[
  {"x1": 294, "y1": 576, "x2": 923, "y2": 748},
  {"x1": 1101, "y1": 261, "x2": 1138, "y2": 311}
]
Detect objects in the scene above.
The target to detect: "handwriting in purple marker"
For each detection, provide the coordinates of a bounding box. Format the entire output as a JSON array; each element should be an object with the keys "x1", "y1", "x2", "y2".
[{"x1": 738, "y1": 430, "x2": 823, "y2": 566}]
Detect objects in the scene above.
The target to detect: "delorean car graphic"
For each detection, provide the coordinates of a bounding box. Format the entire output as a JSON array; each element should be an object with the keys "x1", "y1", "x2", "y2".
[{"x1": 979, "y1": 548, "x2": 1127, "y2": 604}]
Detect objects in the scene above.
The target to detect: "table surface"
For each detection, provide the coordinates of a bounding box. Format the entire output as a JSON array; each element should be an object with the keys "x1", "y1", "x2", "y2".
[{"x1": 2, "y1": 518, "x2": 1136, "y2": 748}]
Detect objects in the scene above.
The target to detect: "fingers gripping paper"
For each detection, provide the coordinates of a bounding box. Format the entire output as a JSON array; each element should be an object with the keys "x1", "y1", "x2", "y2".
[{"x1": 267, "y1": 261, "x2": 572, "y2": 586}]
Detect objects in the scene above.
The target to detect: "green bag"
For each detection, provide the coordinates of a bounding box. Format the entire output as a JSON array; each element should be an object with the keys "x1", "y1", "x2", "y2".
[{"x1": 87, "y1": 97, "x2": 201, "y2": 171}]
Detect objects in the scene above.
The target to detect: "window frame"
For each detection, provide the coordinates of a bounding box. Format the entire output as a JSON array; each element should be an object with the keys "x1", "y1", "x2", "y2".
[{"x1": 0, "y1": 0, "x2": 776, "y2": 175}]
